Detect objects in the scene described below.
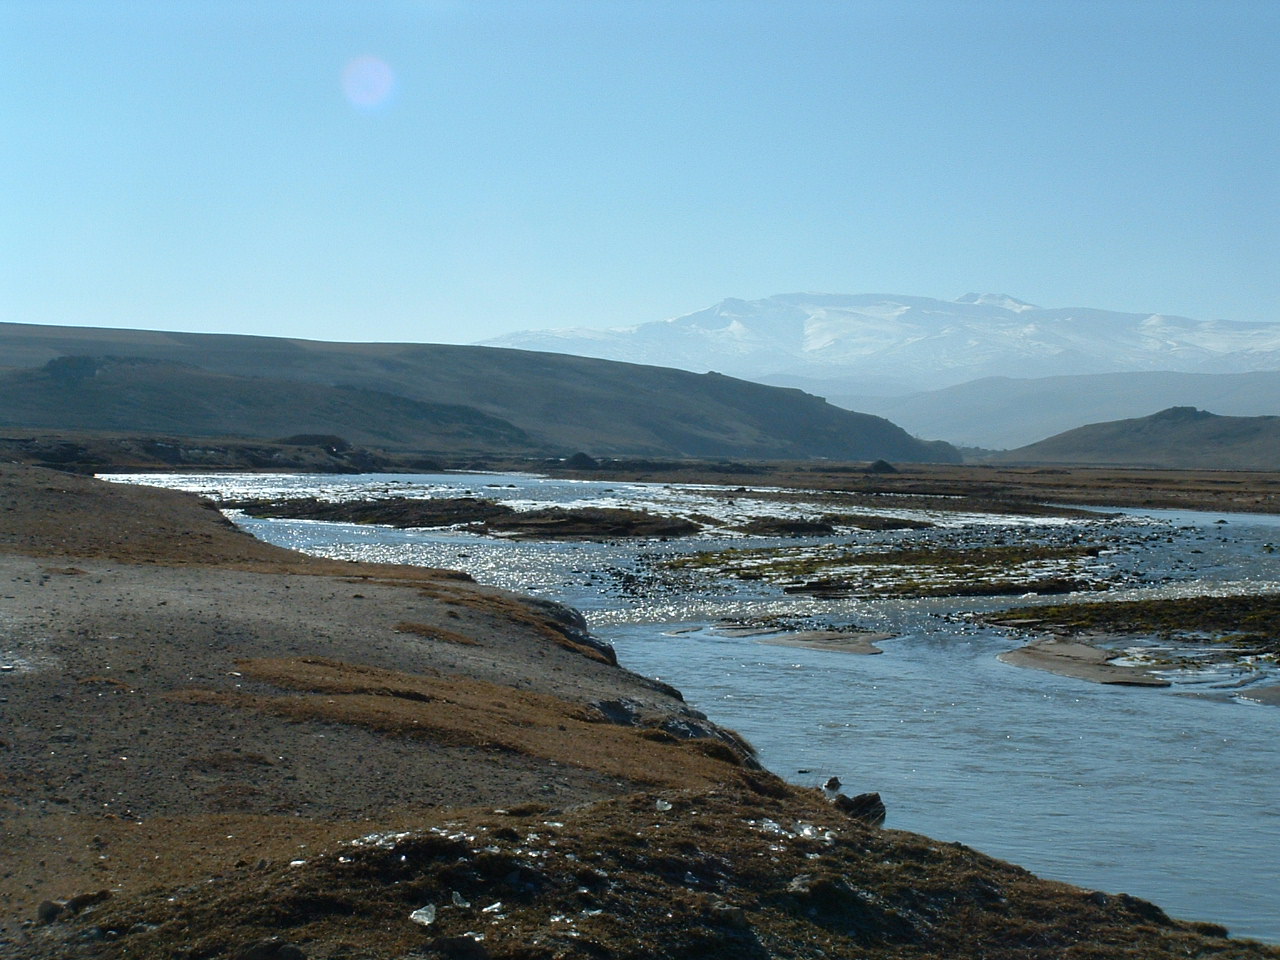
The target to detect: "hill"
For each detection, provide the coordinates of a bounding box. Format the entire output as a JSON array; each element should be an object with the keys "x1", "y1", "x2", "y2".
[
  {"x1": 0, "y1": 322, "x2": 958, "y2": 462},
  {"x1": 992, "y1": 407, "x2": 1280, "y2": 469},
  {"x1": 833, "y1": 371, "x2": 1280, "y2": 449},
  {"x1": 0, "y1": 356, "x2": 533, "y2": 453}
]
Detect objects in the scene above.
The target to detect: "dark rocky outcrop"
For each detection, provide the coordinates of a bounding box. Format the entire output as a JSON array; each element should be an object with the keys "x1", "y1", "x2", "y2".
[
  {"x1": 478, "y1": 506, "x2": 702, "y2": 540},
  {"x1": 563, "y1": 452, "x2": 600, "y2": 470},
  {"x1": 235, "y1": 496, "x2": 516, "y2": 528},
  {"x1": 733, "y1": 517, "x2": 836, "y2": 537},
  {"x1": 833, "y1": 791, "x2": 887, "y2": 827}
]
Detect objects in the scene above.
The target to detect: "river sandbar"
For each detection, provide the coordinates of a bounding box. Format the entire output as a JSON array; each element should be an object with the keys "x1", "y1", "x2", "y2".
[
  {"x1": 757, "y1": 630, "x2": 892, "y2": 654},
  {"x1": 999, "y1": 638, "x2": 1171, "y2": 686}
]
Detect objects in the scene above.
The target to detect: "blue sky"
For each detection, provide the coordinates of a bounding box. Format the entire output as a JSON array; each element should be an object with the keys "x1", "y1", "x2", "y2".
[{"x1": 2, "y1": 0, "x2": 1276, "y2": 343}]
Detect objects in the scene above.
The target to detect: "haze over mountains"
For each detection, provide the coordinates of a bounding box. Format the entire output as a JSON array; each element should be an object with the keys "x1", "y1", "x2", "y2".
[
  {"x1": 484, "y1": 292, "x2": 1280, "y2": 447},
  {"x1": 849, "y1": 371, "x2": 1280, "y2": 449},
  {"x1": 486, "y1": 292, "x2": 1280, "y2": 388},
  {"x1": 0, "y1": 322, "x2": 956, "y2": 463}
]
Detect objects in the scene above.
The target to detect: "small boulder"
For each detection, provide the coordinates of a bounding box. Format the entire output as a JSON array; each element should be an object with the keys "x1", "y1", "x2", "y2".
[
  {"x1": 564, "y1": 452, "x2": 599, "y2": 470},
  {"x1": 65, "y1": 890, "x2": 111, "y2": 914},
  {"x1": 36, "y1": 900, "x2": 64, "y2": 925},
  {"x1": 231, "y1": 938, "x2": 307, "y2": 960},
  {"x1": 833, "y1": 791, "x2": 886, "y2": 827},
  {"x1": 429, "y1": 934, "x2": 492, "y2": 959},
  {"x1": 708, "y1": 901, "x2": 750, "y2": 929}
]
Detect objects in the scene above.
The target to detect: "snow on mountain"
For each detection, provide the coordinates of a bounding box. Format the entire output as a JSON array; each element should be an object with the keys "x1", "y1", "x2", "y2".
[{"x1": 482, "y1": 293, "x2": 1280, "y2": 392}]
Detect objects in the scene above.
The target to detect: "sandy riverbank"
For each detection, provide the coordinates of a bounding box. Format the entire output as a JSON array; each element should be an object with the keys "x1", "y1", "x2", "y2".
[
  {"x1": 3, "y1": 463, "x2": 1276, "y2": 959},
  {"x1": 998, "y1": 638, "x2": 1172, "y2": 686},
  {"x1": 756, "y1": 630, "x2": 892, "y2": 654}
]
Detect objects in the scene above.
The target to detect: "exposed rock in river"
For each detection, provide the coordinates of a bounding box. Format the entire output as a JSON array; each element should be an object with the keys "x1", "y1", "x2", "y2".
[
  {"x1": 235, "y1": 496, "x2": 515, "y2": 527},
  {"x1": 477, "y1": 506, "x2": 701, "y2": 540},
  {"x1": 235, "y1": 498, "x2": 702, "y2": 541}
]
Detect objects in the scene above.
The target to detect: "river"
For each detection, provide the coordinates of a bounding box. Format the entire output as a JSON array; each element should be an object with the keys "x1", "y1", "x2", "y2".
[{"x1": 109, "y1": 471, "x2": 1280, "y2": 942}]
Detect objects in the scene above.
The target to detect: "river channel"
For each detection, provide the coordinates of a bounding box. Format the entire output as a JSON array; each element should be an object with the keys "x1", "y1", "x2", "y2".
[{"x1": 111, "y1": 472, "x2": 1280, "y2": 942}]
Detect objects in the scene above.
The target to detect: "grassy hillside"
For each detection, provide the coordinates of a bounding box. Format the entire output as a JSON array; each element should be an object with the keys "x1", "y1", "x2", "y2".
[
  {"x1": 0, "y1": 357, "x2": 535, "y2": 454},
  {"x1": 0, "y1": 322, "x2": 958, "y2": 461},
  {"x1": 993, "y1": 406, "x2": 1280, "y2": 469}
]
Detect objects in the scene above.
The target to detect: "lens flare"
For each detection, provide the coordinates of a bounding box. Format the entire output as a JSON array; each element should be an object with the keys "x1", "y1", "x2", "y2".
[{"x1": 342, "y1": 56, "x2": 395, "y2": 109}]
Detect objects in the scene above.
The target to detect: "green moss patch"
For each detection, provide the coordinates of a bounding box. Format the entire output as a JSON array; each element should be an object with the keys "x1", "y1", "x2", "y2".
[
  {"x1": 667, "y1": 543, "x2": 1106, "y2": 599},
  {"x1": 990, "y1": 594, "x2": 1280, "y2": 655}
]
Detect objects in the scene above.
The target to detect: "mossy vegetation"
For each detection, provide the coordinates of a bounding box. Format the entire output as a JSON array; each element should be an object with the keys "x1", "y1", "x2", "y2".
[
  {"x1": 991, "y1": 594, "x2": 1280, "y2": 656},
  {"x1": 667, "y1": 542, "x2": 1106, "y2": 598}
]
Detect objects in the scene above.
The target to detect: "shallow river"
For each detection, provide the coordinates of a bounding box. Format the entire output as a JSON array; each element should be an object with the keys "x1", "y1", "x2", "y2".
[{"x1": 112, "y1": 472, "x2": 1280, "y2": 942}]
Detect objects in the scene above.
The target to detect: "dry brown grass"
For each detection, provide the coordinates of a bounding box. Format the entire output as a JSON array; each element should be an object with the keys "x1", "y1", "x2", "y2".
[
  {"x1": 167, "y1": 657, "x2": 745, "y2": 791},
  {"x1": 15, "y1": 788, "x2": 1277, "y2": 960},
  {"x1": 413, "y1": 580, "x2": 615, "y2": 663}
]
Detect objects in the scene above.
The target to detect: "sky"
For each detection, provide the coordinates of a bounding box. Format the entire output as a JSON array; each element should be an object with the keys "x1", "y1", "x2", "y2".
[{"x1": 2, "y1": 0, "x2": 1277, "y2": 345}]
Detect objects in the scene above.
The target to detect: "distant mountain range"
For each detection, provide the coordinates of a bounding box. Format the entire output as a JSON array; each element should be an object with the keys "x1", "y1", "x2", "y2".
[
  {"x1": 0, "y1": 322, "x2": 957, "y2": 463},
  {"x1": 483, "y1": 292, "x2": 1280, "y2": 390},
  {"x1": 992, "y1": 406, "x2": 1280, "y2": 471}
]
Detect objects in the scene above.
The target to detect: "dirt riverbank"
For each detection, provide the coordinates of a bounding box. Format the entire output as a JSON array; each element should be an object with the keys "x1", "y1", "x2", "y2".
[{"x1": 2, "y1": 464, "x2": 1277, "y2": 959}]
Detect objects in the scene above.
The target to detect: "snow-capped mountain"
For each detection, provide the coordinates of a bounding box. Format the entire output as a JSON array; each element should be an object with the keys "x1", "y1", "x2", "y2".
[{"x1": 482, "y1": 293, "x2": 1280, "y2": 393}]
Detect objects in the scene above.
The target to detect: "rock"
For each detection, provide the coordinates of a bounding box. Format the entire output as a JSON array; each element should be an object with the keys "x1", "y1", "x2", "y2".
[
  {"x1": 833, "y1": 791, "x2": 886, "y2": 827},
  {"x1": 65, "y1": 889, "x2": 111, "y2": 914},
  {"x1": 36, "y1": 900, "x2": 64, "y2": 924},
  {"x1": 481, "y1": 505, "x2": 701, "y2": 540},
  {"x1": 708, "y1": 901, "x2": 750, "y2": 929},
  {"x1": 787, "y1": 874, "x2": 814, "y2": 894},
  {"x1": 733, "y1": 517, "x2": 835, "y2": 537},
  {"x1": 782, "y1": 873, "x2": 918, "y2": 943},
  {"x1": 231, "y1": 938, "x2": 307, "y2": 960},
  {"x1": 236, "y1": 495, "x2": 514, "y2": 529},
  {"x1": 408, "y1": 904, "x2": 437, "y2": 926},
  {"x1": 428, "y1": 935, "x2": 492, "y2": 959},
  {"x1": 823, "y1": 776, "x2": 842, "y2": 791},
  {"x1": 1116, "y1": 892, "x2": 1174, "y2": 926},
  {"x1": 589, "y1": 698, "x2": 644, "y2": 725}
]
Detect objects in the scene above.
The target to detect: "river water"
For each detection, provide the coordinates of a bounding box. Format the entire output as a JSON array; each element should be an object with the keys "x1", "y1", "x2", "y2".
[{"x1": 110, "y1": 472, "x2": 1280, "y2": 942}]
